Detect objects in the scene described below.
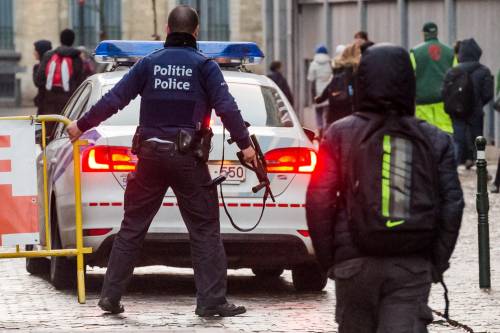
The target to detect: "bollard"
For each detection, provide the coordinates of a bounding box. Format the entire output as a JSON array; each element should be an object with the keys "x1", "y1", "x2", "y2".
[{"x1": 475, "y1": 136, "x2": 491, "y2": 289}]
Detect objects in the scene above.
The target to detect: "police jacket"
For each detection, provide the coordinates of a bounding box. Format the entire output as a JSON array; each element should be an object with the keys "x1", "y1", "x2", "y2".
[
  {"x1": 77, "y1": 33, "x2": 251, "y2": 150},
  {"x1": 306, "y1": 45, "x2": 464, "y2": 277}
]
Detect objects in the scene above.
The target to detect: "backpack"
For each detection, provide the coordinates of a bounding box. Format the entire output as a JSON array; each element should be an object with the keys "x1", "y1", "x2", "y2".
[
  {"x1": 329, "y1": 68, "x2": 354, "y2": 107},
  {"x1": 45, "y1": 53, "x2": 74, "y2": 92},
  {"x1": 345, "y1": 112, "x2": 439, "y2": 256},
  {"x1": 442, "y1": 66, "x2": 478, "y2": 118}
]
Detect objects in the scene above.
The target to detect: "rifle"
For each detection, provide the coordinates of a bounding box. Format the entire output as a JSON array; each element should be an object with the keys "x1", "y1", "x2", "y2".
[
  {"x1": 236, "y1": 134, "x2": 275, "y2": 201},
  {"x1": 217, "y1": 131, "x2": 274, "y2": 232}
]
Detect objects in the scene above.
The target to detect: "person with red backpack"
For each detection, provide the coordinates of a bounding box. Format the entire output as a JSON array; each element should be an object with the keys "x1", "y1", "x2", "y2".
[
  {"x1": 306, "y1": 44, "x2": 464, "y2": 333},
  {"x1": 36, "y1": 29, "x2": 84, "y2": 136}
]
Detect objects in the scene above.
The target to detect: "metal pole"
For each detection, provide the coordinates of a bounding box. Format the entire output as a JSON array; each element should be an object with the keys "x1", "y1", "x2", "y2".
[
  {"x1": 79, "y1": 2, "x2": 85, "y2": 46},
  {"x1": 475, "y1": 136, "x2": 491, "y2": 289},
  {"x1": 323, "y1": 0, "x2": 331, "y2": 53},
  {"x1": 398, "y1": 0, "x2": 408, "y2": 49},
  {"x1": 73, "y1": 139, "x2": 88, "y2": 304},
  {"x1": 444, "y1": 0, "x2": 456, "y2": 46},
  {"x1": 358, "y1": 0, "x2": 367, "y2": 32}
]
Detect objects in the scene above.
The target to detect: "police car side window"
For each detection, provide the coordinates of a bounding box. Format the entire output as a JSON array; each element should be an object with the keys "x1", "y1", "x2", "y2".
[
  {"x1": 69, "y1": 83, "x2": 92, "y2": 121},
  {"x1": 54, "y1": 83, "x2": 88, "y2": 138}
]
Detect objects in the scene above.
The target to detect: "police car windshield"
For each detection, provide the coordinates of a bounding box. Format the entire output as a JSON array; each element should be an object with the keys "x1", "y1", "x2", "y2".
[{"x1": 100, "y1": 83, "x2": 293, "y2": 127}]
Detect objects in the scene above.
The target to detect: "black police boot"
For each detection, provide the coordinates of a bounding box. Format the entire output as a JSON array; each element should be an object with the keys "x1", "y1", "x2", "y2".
[
  {"x1": 195, "y1": 302, "x2": 246, "y2": 317},
  {"x1": 98, "y1": 297, "x2": 124, "y2": 314}
]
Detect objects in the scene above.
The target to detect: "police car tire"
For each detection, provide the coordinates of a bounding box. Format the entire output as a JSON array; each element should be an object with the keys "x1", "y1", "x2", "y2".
[
  {"x1": 292, "y1": 264, "x2": 327, "y2": 292},
  {"x1": 49, "y1": 203, "x2": 77, "y2": 290},
  {"x1": 25, "y1": 245, "x2": 50, "y2": 275},
  {"x1": 252, "y1": 268, "x2": 284, "y2": 278}
]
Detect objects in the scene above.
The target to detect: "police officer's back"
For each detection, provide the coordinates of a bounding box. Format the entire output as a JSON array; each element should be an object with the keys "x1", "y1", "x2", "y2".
[{"x1": 67, "y1": 5, "x2": 255, "y2": 317}]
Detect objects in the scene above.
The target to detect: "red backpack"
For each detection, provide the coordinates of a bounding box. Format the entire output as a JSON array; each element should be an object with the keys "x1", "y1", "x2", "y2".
[{"x1": 45, "y1": 53, "x2": 74, "y2": 92}]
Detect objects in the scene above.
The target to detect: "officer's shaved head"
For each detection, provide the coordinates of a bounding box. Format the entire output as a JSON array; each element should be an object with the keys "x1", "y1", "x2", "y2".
[{"x1": 168, "y1": 5, "x2": 199, "y2": 35}]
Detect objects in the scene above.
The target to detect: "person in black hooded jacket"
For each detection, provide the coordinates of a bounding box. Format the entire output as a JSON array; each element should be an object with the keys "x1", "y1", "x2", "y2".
[
  {"x1": 451, "y1": 38, "x2": 494, "y2": 167},
  {"x1": 32, "y1": 40, "x2": 52, "y2": 115},
  {"x1": 306, "y1": 44, "x2": 464, "y2": 333}
]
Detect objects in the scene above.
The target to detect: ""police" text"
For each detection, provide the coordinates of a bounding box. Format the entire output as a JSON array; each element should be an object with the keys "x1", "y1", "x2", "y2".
[{"x1": 153, "y1": 65, "x2": 193, "y2": 91}]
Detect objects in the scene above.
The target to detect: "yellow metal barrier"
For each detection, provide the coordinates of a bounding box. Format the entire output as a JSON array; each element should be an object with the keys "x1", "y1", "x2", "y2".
[{"x1": 0, "y1": 114, "x2": 92, "y2": 304}]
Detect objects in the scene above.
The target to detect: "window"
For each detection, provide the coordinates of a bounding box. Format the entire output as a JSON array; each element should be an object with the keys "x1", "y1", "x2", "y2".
[
  {"x1": 178, "y1": 0, "x2": 229, "y2": 41},
  {"x1": 0, "y1": 0, "x2": 14, "y2": 50},
  {"x1": 54, "y1": 83, "x2": 92, "y2": 138},
  {"x1": 70, "y1": 0, "x2": 122, "y2": 49},
  {"x1": 99, "y1": 83, "x2": 294, "y2": 128}
]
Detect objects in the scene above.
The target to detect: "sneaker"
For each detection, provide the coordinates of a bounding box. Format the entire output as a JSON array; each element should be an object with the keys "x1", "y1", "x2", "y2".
[
  {"x1": 195, "y1": 302, "x2": 246, "y2": 317},
  {"x1": 98, "y1": 297, "x2": 124, "y2": 314},
  {"x1": 491, "y1": 185, "x2": 499, "y2": 194}
]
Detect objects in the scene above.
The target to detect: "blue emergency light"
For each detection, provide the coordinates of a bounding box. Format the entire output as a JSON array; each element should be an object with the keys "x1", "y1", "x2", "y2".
[{"x1": 94, "y1": 40, "x2": 264, "y2": 66}]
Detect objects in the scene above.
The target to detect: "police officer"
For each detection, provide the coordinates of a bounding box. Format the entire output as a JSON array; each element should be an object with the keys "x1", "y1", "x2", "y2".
[{"x1": 67, "y1": 5, "x2": 255, "y2": 317}]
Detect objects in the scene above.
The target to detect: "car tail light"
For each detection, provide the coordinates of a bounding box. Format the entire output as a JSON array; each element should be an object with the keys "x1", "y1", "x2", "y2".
[
  {"x1": 82, "y1": 146, "x2": 137, "y2": 172},
  {"x1": 297, "y1": 230, "x2": 310, "y2": 237},
  {"x1": 264, "y1": 147, "x2": 317, "y2": 174},
  {"x1": 83, "y1": 228, "x2": 112, "y2": 236}
]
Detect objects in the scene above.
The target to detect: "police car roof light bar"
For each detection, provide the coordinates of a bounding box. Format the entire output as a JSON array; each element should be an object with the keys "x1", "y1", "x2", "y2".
[{"x1": 94, "y1": 40, "x2": 264, "y2": 66}]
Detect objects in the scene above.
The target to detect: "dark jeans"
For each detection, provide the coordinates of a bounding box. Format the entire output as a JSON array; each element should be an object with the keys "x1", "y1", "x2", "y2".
[
  {"x1": 452, "y1": 112, "x2": 484, "y2": 164},
  {"x1": 101, "y1": 142, "x2": 227, "y2": 307},
  {"x1": 334, "y1": 256, "x2": 433, "y2": 333}
]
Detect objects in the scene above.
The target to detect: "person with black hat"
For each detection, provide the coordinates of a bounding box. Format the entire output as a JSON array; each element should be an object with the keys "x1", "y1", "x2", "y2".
[
  {"x1": 32, "y1": 40, "x2": 52, "y2": 115},
  {"x1": 36, "y1": 29, "x2": 84, "y2": 137},
  {"x1": 410, "y1": 22, "x2": 455, "y2": 134}
]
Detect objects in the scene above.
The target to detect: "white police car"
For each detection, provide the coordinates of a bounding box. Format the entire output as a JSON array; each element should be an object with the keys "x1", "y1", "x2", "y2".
[{"x1": 27, "y1": 41, "x2": 326, "y2": 291}]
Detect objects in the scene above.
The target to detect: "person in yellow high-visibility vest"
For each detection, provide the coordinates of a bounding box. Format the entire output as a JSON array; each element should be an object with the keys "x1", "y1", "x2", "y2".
[{"x1": 410, "y1": 22, "x2": 454, "y2": 133}]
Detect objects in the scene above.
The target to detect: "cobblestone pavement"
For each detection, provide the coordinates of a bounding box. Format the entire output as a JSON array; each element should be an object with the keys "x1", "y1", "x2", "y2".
[{"x1": 0, "y1": 159, "x2": 499, "y2": 332}]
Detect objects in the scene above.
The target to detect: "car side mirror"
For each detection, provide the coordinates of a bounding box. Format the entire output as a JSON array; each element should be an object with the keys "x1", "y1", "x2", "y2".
[{"x1": 302, "y1": 127, "x2": 316, "y2": 142}]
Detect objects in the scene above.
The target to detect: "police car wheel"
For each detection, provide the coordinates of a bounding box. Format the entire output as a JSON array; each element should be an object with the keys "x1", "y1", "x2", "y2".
[
  {"x1": 49, "y1": 201, "x2": 77, "y2": 290},
  {"x1": 252, "y1": 268, "x2": 284, "y2": 278},
  {"x1": 292, "y1": 264, "x2": 327, "y2": 292},
  {"x1": 25, "y1": 245, "x2": 50, "y2": 275}
]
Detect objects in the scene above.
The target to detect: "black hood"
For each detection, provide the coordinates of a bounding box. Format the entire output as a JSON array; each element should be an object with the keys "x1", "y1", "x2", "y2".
[
  {"x1": 54, "y1": 45, "x2": 81, "y2": 57},
  {"x1": 458, "y1": 38, "x2": 482, "y2": 63},
  {"x1": 357, "y1": 43, "x2": 415, "y2": 116}
]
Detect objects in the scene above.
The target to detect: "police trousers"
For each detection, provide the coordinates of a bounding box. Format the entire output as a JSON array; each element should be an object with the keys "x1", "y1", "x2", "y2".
[
  {"x1": 101, "y1": 142, "x2": 227, "y2": 307},
  {"x1": 333, "y1": 256, "x2": 433, "y2": 333}
]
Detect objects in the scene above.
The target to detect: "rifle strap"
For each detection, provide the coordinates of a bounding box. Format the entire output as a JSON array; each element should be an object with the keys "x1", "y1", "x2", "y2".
[{"x1": 218, "y1": 126, "x2": 268, "y2": 232}]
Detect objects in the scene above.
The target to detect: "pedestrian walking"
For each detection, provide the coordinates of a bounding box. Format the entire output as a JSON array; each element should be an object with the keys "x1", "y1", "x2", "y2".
[
  {"x1": 35, "y1": 29, "x2": 84, "y2": 137},
  {"x1": 491, "y1": 94, "x2": 500, "y2": 193},
  {"x1": 306, "y1": 44, "x2": 464, "y2": 333},
  {"x1": 410, "y1": 22, "x2": 455, "y2": 134},
  {"x1": 267, "y1": 60, "x2": 294, "y2": 105},
  {"x1": 307, "y1": 45, "x2": 332, "y2": 135},
  {"x1": 442, "y1": 38, "x2": 494, "y2": 167},
  {"x1": 32, "y1": 40, "x2": 52, "y2": 115},
  {"x1": 66, "y1": 5, "x2": 252, "y2": 317},
  {"x1": 315, "y1": 43, "x2": 360, "y2": 128}
]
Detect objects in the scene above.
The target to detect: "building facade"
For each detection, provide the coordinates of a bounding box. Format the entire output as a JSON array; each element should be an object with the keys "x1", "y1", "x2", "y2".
[
  {"x1": 0, "y1": 0, "x2": 263, "y2": 107},
  {"x1": 263, "y1": 0, "x2": 500, "y2": 143}
]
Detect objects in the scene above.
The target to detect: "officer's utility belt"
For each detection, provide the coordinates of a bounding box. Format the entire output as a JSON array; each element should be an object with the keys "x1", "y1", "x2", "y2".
[{"x1": 132, "y1": 126, "x2": 213, "y2": 162}]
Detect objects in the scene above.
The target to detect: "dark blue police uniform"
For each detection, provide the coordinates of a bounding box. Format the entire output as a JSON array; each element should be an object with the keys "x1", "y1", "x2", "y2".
[{"x1": 77, "y1": 33, "x2": 251, "y2": 309}]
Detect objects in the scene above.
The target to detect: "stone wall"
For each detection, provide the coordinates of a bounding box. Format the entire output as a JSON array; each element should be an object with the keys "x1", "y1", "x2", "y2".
[
  {"x1": 14, "y1": 0, "x2": 265, "y2": 104},
  {"x1": 14, "y1": 0, "x2": 69, "y2": 105}
]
